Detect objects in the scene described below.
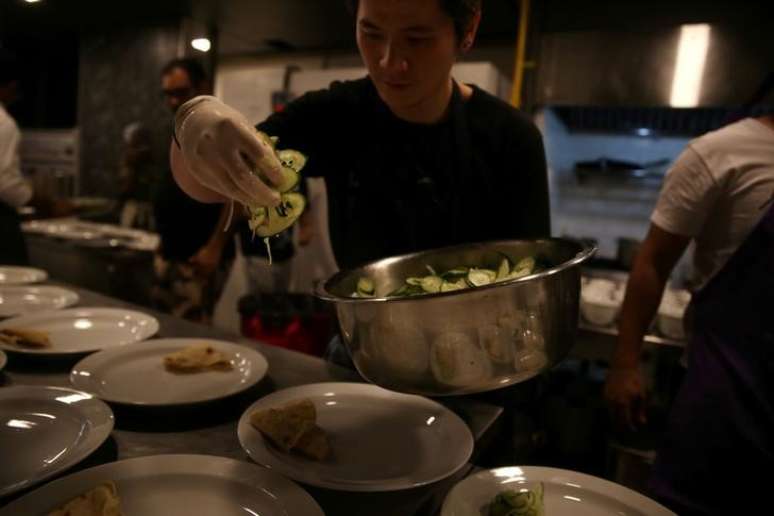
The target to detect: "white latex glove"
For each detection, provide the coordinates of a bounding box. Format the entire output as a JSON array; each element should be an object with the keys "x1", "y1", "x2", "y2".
[{"x1": 174, "y1": 95, "x2": 283, "y2": 207}]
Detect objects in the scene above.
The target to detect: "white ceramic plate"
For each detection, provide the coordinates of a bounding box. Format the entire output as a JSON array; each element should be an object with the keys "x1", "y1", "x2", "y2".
[
  {"x1": 238, "y1": 382, "x2": 473, "y2": 491},
  {"x1": 0, "y1": 266, "x2": 47, "y2": 286},
  {"x1": 0, "y1": 454, "x2": 324, "y2": 516},
  {"x1": 0, "y1": 286, "x2": 79, "y2": 318},
  {"x1": 71, "y1": 338, "x2": 269, "y2": 406},
  {"x1": 0, "y1": 349, "x2": 6, "y2": 371},
  {"x1": 441, "y1": 466, "x2": 676, "y2": 516},
  {"x1": 0, "y1": 308, "x2": 159, "y2": 355},
  {"x1": 0, "y1": 386, "x2": 114, "y2": 498}
]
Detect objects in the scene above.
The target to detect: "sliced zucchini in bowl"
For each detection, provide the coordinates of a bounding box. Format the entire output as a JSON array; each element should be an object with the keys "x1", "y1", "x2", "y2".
[{"x1": 467, "y1": 268, "x2": 497, "y2": 287}]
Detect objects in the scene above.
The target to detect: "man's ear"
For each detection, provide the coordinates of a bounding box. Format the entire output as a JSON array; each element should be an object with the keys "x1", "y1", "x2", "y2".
[{"x1": 459, "y1": 9, "x2": 481, "y2": 53}]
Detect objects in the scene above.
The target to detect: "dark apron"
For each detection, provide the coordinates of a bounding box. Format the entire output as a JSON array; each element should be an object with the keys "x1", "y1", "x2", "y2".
[
  {"x1": 650, "y1": 201, "x2": 774, "y2": 515},
  {"x1": 0, "y1": 201, "x2": 28, "y2": 265}
]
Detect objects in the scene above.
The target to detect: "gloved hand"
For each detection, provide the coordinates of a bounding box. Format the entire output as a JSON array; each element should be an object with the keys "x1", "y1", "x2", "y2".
[{"x1": 174, "y1": 95, "x2": 283, "y2": 207}]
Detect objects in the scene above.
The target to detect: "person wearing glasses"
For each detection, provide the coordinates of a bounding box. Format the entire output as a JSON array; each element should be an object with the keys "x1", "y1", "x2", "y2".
[{"x1": 153, "y1": 58, "x2": 232, "y2": 321}]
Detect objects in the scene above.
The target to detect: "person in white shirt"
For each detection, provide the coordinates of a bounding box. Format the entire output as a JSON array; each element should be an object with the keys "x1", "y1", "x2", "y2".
[
  {"x1": 0, "y1": 50, "x2": 32, "y2": 265},
  {"x1": 605, "y1": 112, "x2": 774, "y2": 514}
]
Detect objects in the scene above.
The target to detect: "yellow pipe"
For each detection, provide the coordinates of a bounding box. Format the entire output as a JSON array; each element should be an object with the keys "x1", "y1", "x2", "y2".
[{"x1": 510, "y1": 0, "x2": 531, "y2": 107}]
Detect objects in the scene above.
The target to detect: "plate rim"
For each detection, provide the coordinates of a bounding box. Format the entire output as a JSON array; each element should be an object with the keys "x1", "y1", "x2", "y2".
[
  {"x1": 70, "y1": 338, "x2": 269, "y2": 406},
  {"x1": 237, "y1": 381, "x2": 474, "y2": 492},
  {"x1": 0, "y1": 266, "x2": 48, "y2": 286},
  {"x1": 440, "y1": 465, "x2": 676, "y2": 516},
  {"x1": 0, "y1": 385, "x2": 114, "y2": 498},
  {"x1": 0, "y1": 453, "x2": 324, "y2": 516},
  {"x1": 0, "y1": 307, "x2": 160, "y2": 355},
  {"x1": 0, "y1": 285, "x2": 80, "y2": 318}
]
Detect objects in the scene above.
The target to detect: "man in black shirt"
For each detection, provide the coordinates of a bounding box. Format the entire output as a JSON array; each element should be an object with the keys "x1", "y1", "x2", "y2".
[
  {"x1": 152, "y1": 59, "x2": 232, "y2": 321},
  {"x1": 170, "y1": 0, "x2": 549, "y2": 270}
]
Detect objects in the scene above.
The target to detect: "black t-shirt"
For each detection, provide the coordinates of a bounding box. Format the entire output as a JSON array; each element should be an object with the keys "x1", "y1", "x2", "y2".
[
  {"x1": 256, "y1": 77, "x2": 550, "y2": 270},
  {"x1": 153, "y1": 170, "x2": 224, "y2": 262}
]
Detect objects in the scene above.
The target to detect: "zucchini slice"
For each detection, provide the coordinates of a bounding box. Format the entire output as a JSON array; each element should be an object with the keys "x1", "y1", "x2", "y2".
[
  {"x1": 467, "y1": 268, "x2": 496, "y2": 287},
  {"x1": 250, "y1": 192, "x2": 306, "y2": 238},
  {"x1": 420, "y1": 275, "x2": 443, "y2": 293},
  {"x1": 356, "y1": 277, "x2": 375, "y2": 297},
  {"x1": 496, "y1": 258, "x2": 511, "y2": 281}
]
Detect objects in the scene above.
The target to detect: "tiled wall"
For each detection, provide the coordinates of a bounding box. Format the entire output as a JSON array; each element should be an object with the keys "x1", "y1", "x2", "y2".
[
  {"x1": 78, "y1": 25, "x2": 180, "y2": 197},
  {"x1": 537, "y1": 109, "x2": 691, "y2": 259}
]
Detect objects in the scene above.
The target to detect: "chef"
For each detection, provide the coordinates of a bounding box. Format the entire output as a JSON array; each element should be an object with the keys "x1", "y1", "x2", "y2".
[
  {"x1": 168, "y1": 0, "x2": 550, "y2": 272},
  {"x1": 605, "y1": 103, "x2": 774, "y2": 514}
]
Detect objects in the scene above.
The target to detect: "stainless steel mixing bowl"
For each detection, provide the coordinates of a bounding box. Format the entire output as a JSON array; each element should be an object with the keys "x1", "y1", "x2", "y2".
[{"x1": 316, "y1": 239, "x2": 596, "y2": 396}]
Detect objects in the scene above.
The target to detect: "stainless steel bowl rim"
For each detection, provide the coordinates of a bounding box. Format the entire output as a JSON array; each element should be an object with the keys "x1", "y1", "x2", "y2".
[{"x1": 315, "y1": 238, "x2": 597, "y2": 304}]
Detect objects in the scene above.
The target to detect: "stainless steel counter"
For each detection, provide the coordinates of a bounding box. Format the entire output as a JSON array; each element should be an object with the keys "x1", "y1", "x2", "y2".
[{"x1": 0, "y1": 286, "x2": 503, "y2": 516}]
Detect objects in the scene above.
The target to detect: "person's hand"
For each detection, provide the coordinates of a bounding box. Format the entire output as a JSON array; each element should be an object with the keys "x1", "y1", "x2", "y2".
[
  {"x1": 188, "y1": 242, "x2": 222, "y2": 279},
  {"x1": 175, "y1": 95, "x2": 284, "y2": 207},
  {"x1": 604, "y1": 365, "x2": 648, "y2": 431}
]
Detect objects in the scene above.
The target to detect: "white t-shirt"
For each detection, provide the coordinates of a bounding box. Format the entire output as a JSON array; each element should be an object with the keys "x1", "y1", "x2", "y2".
[
  {"x1": 0, "y1": 103, "x2": 31, "y2": 208},
  {"x1": 652, "y1": 118, "x2": 774, "y2": 290}
]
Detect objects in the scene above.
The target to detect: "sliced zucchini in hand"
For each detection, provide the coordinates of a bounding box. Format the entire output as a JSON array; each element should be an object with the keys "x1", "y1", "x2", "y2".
[
  {"x1": 277, "y1": 149, "x2": 307, "y2": 174},
  {"x1": 247, "y1": 206, "x2": 267, "y2": 232},
  {"x1": 273, "y1": 165, "x2": 301, "y2": 194},
  {"x1": 271, "y1": 149, "x2": 307, "y2": 193},
  {"x1": 250, "y1": 192, "x2": 306, "y2": 238}
]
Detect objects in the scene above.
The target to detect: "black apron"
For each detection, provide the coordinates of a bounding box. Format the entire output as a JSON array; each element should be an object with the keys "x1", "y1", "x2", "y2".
[
  {"x1": 650, "y1": 200, "x2": 774, "y2": 515},
  {"x1": 0, "y1": 201, "x2": 28, "y2": 265}
]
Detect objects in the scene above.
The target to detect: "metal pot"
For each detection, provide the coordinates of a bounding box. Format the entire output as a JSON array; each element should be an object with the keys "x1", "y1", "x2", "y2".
[{"x1": 315, "y1": 239, "x2": 596, "y2": 396}]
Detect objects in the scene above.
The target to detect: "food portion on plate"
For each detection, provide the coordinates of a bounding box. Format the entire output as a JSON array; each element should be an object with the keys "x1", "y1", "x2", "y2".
[
  {"x1": 354, "y1": 256, "x2": 541, "y2": 298},
  {"x1": 163, "y1": 343, "x2": 233, "y2": 373},
  {"x1": 0, "y1": 327, "x2": 51, "y2": 348},
  {"x1": 48, "y1": 481, "x2": 123, "y2": 516},
  {"x1": 249, "y1": 398, "x2": 330, "y2": 461},
  {"x1": 486, "y1": 483, "x2": 545, "y2": 516}
]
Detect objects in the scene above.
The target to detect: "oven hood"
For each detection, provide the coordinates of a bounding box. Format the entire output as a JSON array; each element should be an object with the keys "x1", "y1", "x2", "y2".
[{"x1": 535, "y1": 24, "x2": 773, "y2": 108}]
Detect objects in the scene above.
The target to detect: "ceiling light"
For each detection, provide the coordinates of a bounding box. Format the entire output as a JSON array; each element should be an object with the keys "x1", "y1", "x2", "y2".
[
  {"x1": 670, "y1": 24, "x2": 711, "y2": 108},
  {"x1": 191, "y1": 38, "x2": 211, "y2": 52}
]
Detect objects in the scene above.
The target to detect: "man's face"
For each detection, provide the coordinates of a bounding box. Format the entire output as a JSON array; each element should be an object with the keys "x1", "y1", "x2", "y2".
[
  {"x1": 161, "y1": 67, "x2": 198, "y2": 114},
  {"x1": 356, "y1": 0, "x2": 461, "y2": 114}
]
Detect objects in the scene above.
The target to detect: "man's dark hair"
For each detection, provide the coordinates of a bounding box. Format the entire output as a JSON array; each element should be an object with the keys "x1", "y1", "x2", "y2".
[
  {"x1": 0, "y1": 49, "x2": 21, "y2": 86},
  {"x1": 346, "y1": 0, "x2": 481, "y2": 41},
  {"x1": 161, "y1": 58, "x2": 208, "y2": 88}
]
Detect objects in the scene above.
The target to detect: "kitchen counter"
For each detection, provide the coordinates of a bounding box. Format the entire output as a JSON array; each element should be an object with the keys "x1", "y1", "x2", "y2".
[{"x1": 0, "y1": 285, "x2": 503, "y2": 516}]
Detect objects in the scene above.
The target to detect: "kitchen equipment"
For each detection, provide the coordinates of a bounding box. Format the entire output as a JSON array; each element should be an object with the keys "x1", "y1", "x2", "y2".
[
  {"x1": 316, "y1": 239, "x2": 596, "y2": 396},
  {"x1": 441, "y1": 466, "x2": 674, "y2": 516},
  {"x1": 0, "y1": 386, "x2": 114, "y2": 497},
  {"x1": 238, "y1": 382, "x2": 473, "y2": 491},
  {"x1": 0, "y1": 454, "x2": 324, "y2": 516},
  {"x1": 657, "y1": 288, "x2": 691, "y2": 340},
  {"x1": 70, "y1": 339, "x2": 269, "y2": 407},
  {"x1": 580, "y1": 278, "x2": 624, "y2": 327}
]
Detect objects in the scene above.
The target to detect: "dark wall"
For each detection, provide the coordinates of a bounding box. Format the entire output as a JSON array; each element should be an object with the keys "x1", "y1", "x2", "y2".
[{"x1": 78, "y1": 25, "x2": 180, "y2": 197}]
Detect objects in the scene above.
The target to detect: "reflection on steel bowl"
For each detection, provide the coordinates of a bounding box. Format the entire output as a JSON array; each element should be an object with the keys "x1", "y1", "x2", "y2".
[{"x1": 316, "y1": 239, "x2": 596, "y2": 396}]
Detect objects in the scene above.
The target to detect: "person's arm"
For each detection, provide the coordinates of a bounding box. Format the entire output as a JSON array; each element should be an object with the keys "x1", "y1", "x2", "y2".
[
  {"x1": 188, "y1": 202, "x2": 240, "y2": 278},
  {"x1": 0, "y1": 123, "x2": 32, "y2": 208},
  {"x1": 605, "y1": 145, "x2": 720, "y2": 429},
  {"x1": 605, "y1": 225, "x2": 690, "y2": 429}
]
